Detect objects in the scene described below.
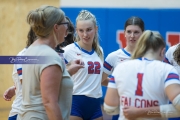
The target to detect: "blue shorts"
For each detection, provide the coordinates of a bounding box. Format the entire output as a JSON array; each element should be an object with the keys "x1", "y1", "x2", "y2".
[
  {"x1": 8, "y1": 114, "x2": 17, "y2": 120},
  {"x1": 112, "y1": 115, "x2": 119, "y2": 120},
  {"x1": 169, "y1": 118, "x2": 180, "y2": 120},
  {"x1": 71, "y1": 95, "x2": 103, "y2": 120}
]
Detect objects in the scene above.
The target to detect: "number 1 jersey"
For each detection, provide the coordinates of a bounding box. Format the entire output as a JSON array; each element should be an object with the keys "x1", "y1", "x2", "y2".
[{"x1": 109, "y1": 58, "x2": 180, "y2": 120}]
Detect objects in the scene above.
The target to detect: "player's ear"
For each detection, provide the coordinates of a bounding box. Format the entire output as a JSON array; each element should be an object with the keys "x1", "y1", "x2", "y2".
[
  {"x1": 160, "y1": 47, "x2": 165, "y2": 58},
  {"x1": 53, "y1": 24, "x2": 59, "y2": 31}
]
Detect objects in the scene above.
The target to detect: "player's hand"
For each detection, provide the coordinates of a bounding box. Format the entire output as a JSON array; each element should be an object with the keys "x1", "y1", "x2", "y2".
[
  {"x1": 123, "y1": 106, "x2": 141, "y2": 120},
  {"x1": 67, "y1": 59, "x2": 84, "y2": 76},
  {"x1": 3, "y1": 86, "x2": 16, "y2": 101}
]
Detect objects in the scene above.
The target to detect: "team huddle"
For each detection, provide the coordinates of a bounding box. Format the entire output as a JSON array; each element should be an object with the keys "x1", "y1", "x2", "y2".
[{"x1": 3, "y1": 5, "x2": 180, "y2": 120}]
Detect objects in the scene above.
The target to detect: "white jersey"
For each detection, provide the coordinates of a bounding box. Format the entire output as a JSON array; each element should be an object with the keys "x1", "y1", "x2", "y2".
[
  {"x1": 9, "y1": 48, "x2": 27, "y2": 117},
  {"x1": 109, "y1": 58, "x2": 180, "y2": 120},
  {"x1": 164, "y1": 43, "x2": 180, "y2": 75},
  {"x1": 103, "y1": 49, "x2": 131, "y2": 75},
  {"x1": 63, "y1": 42, "x2": 103, "y2": 98}
]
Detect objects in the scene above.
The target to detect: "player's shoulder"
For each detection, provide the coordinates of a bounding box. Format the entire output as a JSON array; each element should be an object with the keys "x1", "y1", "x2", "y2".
[
  {"x1": 116, "y1": 58, "x2": 136, "y2": 67},
  {"x1": 99, "y1": 46, "x2": 104, "y2": 53},
  {"x1": 65, "y1": 42, "x2": 75, "y2": 48},
  {"x1": 157, "y1": 60, "x2": 178, "y2": 75},
  {"x1": 151, "y1": 60, "x2": 175, "y2": 71},
  {"x1": 119, "y1": 59, "x2": 174, "y2": 70},
  {"x1": 63, "y1": 43, "x2": 76, "y2": 51},
  {"x1": 107, "y1": 49, "x2": 122, "y2": 57},
  {"x1": 161, "y1": 60, "x2": 175, "y2": 68},
  {"x1": 167, "y1": 43, "x2": 180, "y2": 53},
  {"x1": 63, "y1": 43, "x2": 78, "y2": 57},
  {"x1": 113, "y1": 59, "x2": 135, "y2": 73},
  {"x1": 17, "y1": 48, "x2": 27, "y2": 56},
  {"x1": 170, "y1": 43, "x2": 179, "y2": 49}
]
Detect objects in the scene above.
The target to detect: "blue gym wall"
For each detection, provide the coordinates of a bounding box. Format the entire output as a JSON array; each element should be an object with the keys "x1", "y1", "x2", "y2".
[{"x1": 61, "y1": 8, "x2": 180, "y2": 58}]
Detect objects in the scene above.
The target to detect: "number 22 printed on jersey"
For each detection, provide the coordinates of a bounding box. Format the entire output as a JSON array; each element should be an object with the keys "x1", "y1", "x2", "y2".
[{"x1": 88, "y1": 61, "x2": 101, "y2": 74}]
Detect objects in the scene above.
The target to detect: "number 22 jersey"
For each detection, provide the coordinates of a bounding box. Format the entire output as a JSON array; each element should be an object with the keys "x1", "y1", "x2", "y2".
[{"x1": 63, "y1": 42, "x2": 103, "y2": 98}]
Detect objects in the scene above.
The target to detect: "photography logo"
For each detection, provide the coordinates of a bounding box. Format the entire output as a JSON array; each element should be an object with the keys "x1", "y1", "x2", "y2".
[
  {"x1": 147, "y1": 109, "x2": 173, "y2": 115},
  {"x1": 0, "y1": 56, "x2": 52, "y2": 64}
]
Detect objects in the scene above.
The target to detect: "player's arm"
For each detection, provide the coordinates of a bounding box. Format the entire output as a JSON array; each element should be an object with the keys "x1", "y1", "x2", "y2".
[
  {"x1": 103, "y1": 75, "x2": 119, "y2": 115},
  {"x1": 102, "y1": 58, "x2": 114, "y2": 86},
  {"x1": 104, "y1": 87, "x2": 119, "y2": 115},
  {"x1": 66, "y1": 59, "x2": 84, "y2": 76},
  {"x1": 3, "y1": 86, "x2": 16, "y2": 101},
  {"x1": 164, "y1": 83, "x2": 180, "y2": 116},
  {"x1": 63, "y1": 48, "x2": 84, "y2": 76},
  {"x1": 123, "y1": 106, "x2": 161, "y2": 119},
  {"x1": 101, "y1": 72, "x2": 109, "y2": 86},
  {"x1": 3, "y1": 64, "x2": 22, "y2": 101},
  {"x1": 163, "y1": 69, "x2": 180, "y2": 117},
  {"x1": 123, "y1": 103, "x2": 180, "y2": 119},
  {"x1": 123, "y1": 96, "x2": 180, "y2": 119}
]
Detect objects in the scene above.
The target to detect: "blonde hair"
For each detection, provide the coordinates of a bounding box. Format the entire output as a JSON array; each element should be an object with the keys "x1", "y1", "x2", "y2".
[
  {"x1": 27, "y1": 5, "x2": 65, "y2": 38},
  {"x1": 75, "y1": 10, "x2": 103, "y2": 61},
  {"x1": 131, "y1": 30, "x2": 165, "y2": 59}
]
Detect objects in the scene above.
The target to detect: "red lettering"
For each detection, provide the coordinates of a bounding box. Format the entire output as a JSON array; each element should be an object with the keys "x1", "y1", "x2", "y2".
[
  {"x1": 117, "y1": 31, "x2": 180, "y2": 48},
  {"x1": 135, "y1": 98, "x2": 140, "y2": 108},
  {"x1": 153, "y1": 100, "x2": 159, "y2": 106},
  {"x1": 121, "y1": 96, "x2": 125, "y2": 106},
  {"x1": 141, "y1": 99, "x2": 146, "y2": 108},
  {"x1": 121, "y1": 96, "x2": 159, "y2": 108},
  {"x1": 117, "y1": 30, "x2": 126, "y2": 48},
  {"x1": 167, "y1": 32, "x2": 180, "y2": 47},
  {"x1": 135, "y1": 98, "x2": 159, "y2": 108},
  {"x1": 135, "y1": 73, "x2": 143, "y2": 96},
  {"x1": 129, "y1": 97, "x2": 131, "y2": 106},
  {"x1": 120, "y1": 96, "x2": 131, "y2": 107},
  {"x1": 124, "y1": 97, "x2": 128, "y2": 106},
  {"x1": 147, "y1": 100, "x2": 153, "y2": 107}
]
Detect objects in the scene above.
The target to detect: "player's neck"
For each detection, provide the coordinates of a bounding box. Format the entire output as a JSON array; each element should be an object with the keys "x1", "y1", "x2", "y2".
[
  {"x1": 143, "y1": 49, "x2": 160, "y2": 60},
  {"x1": 77, "y1": 41, "x2": 92, "y2": 52},
  {"x1": 124, "y1": 46, "x2": 134, "y2": 54}
]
